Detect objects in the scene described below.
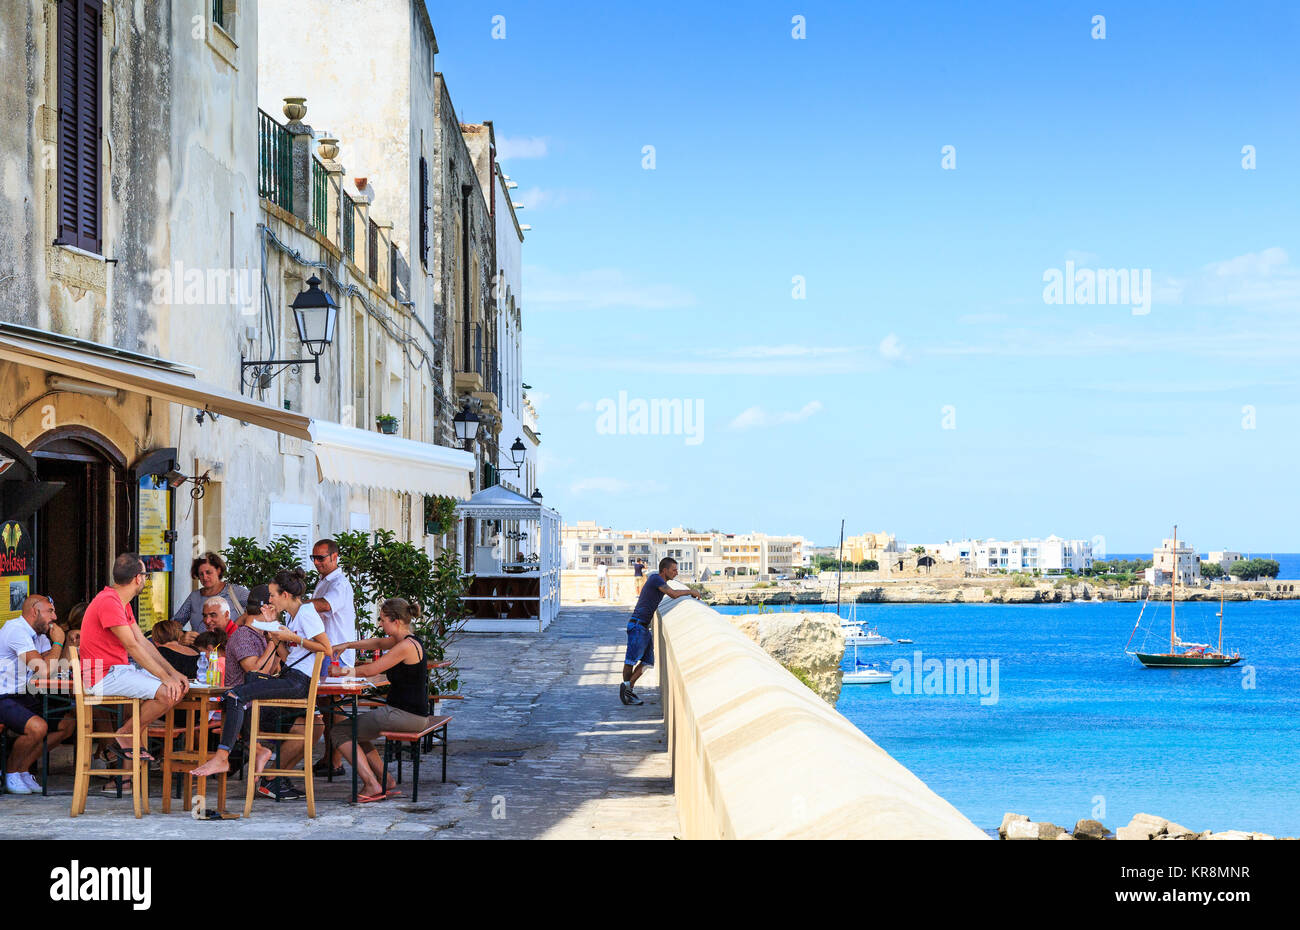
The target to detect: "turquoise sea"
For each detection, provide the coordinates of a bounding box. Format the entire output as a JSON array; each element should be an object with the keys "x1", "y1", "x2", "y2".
[{"x1": 714, "y1": 601, "x2": 1300, "y2": 836}]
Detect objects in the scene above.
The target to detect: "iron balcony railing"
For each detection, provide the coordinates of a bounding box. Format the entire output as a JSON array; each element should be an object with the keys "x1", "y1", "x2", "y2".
[
  {"x1": 311, "y1": 157, "x2": 328, "y2": 232},
  {"x1": 341, "y1": 191, "x2": 355, "y2": 262},
  {"x1": 368, "y1": 218, "x2": 379, "y2": 282},
  {"x1": 258, "y1": 109, "x2": 293, "y2": 213}
]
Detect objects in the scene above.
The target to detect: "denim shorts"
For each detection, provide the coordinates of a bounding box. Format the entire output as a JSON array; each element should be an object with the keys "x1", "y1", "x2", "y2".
[{"x1": 625, "y1": 619, "x2": 653, "y2": 667}]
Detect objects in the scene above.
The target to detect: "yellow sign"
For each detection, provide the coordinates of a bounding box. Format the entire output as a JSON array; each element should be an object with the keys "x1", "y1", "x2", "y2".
[
  {"x1": 1, "y1": 575, "x2": 30, "y2": 623},
  {"x1": 138, "y1": 481, "x2": 170, "y2": 556},
  {"x1": 137, "y1": 572, "x2": 169, "y2": 632}
]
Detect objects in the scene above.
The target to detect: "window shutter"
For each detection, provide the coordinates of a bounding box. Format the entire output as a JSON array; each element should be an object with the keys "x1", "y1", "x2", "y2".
[
  {"x1": 419, "y1": 156, "x2": 429, "y2": 266},
  {"x1": 76, "y1": 0, "x2": 102, "y2": 254},
  {"x1": 55, "y1": 0, "x2": 102, "y2": 253}
]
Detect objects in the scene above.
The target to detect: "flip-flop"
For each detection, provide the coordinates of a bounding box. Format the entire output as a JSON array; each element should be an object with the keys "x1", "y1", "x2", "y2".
[
  {"x1": 109, "y1": 744, "x2": 155, "y2": 763},
  {"x1": 383, "y1": 786, "x2": 403, "y2": 796},
  {"x1": 357, "y1": 791, "x2": 388, "y2": 803}
]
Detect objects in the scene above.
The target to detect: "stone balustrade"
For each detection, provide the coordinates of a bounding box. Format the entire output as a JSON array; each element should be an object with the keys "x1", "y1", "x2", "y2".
[{"x1": 656, "y1": 597, "x2": 988, "y2": 839}]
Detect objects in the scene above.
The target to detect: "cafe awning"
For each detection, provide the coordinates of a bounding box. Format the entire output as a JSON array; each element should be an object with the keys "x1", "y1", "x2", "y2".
[
  {"x1": 0, "y1": 324, "x2": 473, "y2": 497},
  {"x1": 309, "y1": 420, "x2": 472, "y2": 497},
  {"x1": 0, "y1": 324, "x2": 313, "y2": 439}
]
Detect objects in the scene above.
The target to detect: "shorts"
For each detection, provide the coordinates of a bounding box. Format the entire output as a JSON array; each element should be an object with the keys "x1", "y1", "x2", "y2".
[
  {"x1": 625, "y1": 619, "x2": 653, "y2": 668},
  {"x1": 86, "y1": 665, "x2": 164, "y2": 701},
  {"x1": 0, "y1": 693, "x2": 42, "y2": 732},
  {"x1": 330, "y1": 704, "x2": 429, "y2": 743}
]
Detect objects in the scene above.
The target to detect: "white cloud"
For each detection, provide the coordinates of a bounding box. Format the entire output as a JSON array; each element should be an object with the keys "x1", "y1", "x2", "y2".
[
  {"x1": 728, "y1": 401, "x2": 823, "y2": 431},
  {"x1": 523, "y1": 266, "x2": 697, "y2": 311},
  {"x1": 497, "y1": 136, "x2": 548, "y2": 159},
  {"x1": 1190, "y1": 247, "x2": 1300, "y2": 308},
  {"x1": 699, "y1": 344, "x2": 866, "y2": 360},
  {"x1": 878, "y1": 333, "x2": 904, "y2": 360}
]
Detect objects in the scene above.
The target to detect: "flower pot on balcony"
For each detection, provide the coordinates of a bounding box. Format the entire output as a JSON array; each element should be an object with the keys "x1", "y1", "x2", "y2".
[{"x1": 376, "y1": 416, "x2": 399, "y2": 434}]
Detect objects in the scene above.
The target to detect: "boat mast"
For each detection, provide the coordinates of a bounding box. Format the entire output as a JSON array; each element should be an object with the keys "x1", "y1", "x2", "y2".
[
  {"x1": 1170, "y1": 525, "x2": 1177, "y2": 652},
  {"x1": 836, "y1": 518, "x2": 845, "y2": 619},
  {"x1": 1218, "y1": 585, "x2": 1225, "y2": 655}
]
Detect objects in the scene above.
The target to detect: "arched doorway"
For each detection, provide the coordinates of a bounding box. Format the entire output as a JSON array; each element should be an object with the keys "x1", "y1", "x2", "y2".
[{"x1": 28, "y1": 428, "x2": 129, "y2": 614}]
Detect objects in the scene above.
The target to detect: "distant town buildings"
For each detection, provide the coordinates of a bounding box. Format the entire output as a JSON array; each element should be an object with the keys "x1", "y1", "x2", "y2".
[
  {"x1": 561, "y1": 523, "x2": 808, "y2": 578},
  {"x1": 1206, "y1": 550, "x2": 1242, "y2": 569},
  {"x1": 920, "y1": 537, "x2": 1093, "y2": 574}
]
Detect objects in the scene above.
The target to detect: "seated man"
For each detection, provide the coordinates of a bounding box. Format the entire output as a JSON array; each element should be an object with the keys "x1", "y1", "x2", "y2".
[
  {"x1": 79, "y1": 553, "x2": 188, "y2": 763},
  {"x1": 0, "y1": 595, "x2": 76, "y2": 795},
  {"x1": 200, "y1": 598, "x2": 238, "y2": 636}
]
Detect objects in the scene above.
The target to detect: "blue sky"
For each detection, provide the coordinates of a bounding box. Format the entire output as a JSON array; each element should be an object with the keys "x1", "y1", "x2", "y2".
[{"x1": 429, "y1": 1, "x2": 1300, "y2": 552}]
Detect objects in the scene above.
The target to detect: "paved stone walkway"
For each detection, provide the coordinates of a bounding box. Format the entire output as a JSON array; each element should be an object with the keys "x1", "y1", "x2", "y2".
[{"x1": 0, "y1": 607, "x2": 679, "y2": 839}]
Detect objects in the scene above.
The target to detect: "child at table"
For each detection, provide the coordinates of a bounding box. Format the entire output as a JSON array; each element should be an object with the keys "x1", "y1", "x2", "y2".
[
  {"x1": 329, "y1": 597, "x2": 430, "y2": 802},
  {"x1": 194, "y1": 630, "x2": 227, "y2": 685}
]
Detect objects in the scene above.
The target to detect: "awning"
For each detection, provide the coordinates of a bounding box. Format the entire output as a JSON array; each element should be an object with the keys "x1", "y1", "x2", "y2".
[
  {"x1": 0, "y1": 325, "x2": 473, "y2": 497},
  {"x1": 455, "y1": 482, "x2": 557, "y2": 520},
  {"x1": 0, "y1": 325, "x2": 313, "y2": 440},
  {"x1": 309, "y1": 420, "x2": 473, "y2": 497}
]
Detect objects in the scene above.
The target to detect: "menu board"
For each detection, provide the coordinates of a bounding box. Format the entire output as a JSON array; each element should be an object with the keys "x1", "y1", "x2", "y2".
[
  {"x1": 136, "y1": 477, "x2": 173, "y2": 632},
  {"x1": 1, "y1": 520, "x2": 33, "y2": 623}
]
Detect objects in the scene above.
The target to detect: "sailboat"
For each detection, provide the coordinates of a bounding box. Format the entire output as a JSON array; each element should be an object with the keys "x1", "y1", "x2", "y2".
[
  {"x1": 1126, "y1": 525, "x2": 1242, "y2": 668},
  {"x1": 843, "y1": 640, "x2": 895, "y2": 684}
]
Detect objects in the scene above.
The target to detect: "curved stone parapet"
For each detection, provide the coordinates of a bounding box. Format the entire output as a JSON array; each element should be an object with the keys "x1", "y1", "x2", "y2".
[{"x1": 657, "y1": 598, "x2": 988, "y2": 839}]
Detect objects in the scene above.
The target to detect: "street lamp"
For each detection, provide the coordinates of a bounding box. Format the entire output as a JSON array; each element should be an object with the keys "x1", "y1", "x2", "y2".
[
  {"x1": 241, "y1": 275, "x2": 339, "y2": 392},
  {"x1": 453, "y1": 403, "x2": 480, "y2": 448},
  {"x1": 530, "y1": 488, "x2": 543, "y2": 504},
  {"x1": 498, "y1": 436, "x2": 527, "y2": 475}
]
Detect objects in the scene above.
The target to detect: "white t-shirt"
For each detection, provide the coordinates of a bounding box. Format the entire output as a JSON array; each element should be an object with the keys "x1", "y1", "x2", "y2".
[
  {"x1": 312, "y1": 568, "x2": 356, "y2": 667},
  {"x1": 0, "y1": 618, "x2": 42, "y2": 695},
  {"x1": 596, "y1": 563, "x2": 608, "y2": 580},
  {"x1": 282, "y1": 602, "x2": 327, "y2": 676}
]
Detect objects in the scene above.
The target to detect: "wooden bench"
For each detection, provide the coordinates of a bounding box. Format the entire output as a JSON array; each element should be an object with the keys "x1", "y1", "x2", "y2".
[{"x1": 381, "y1": 715, "x2": 451, "y2": 801}]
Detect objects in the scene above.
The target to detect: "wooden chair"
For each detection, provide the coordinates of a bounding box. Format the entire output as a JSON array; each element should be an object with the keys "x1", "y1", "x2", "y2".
[
  {"x1": 243, "y1": 652, "x2": 325, "y2": 818},
  {"x1": 67, "y1": 645, "x2": 149, "y2": 818},
  {"x1": 154, "y1": 701, "x2": 227, "y2": 815}
]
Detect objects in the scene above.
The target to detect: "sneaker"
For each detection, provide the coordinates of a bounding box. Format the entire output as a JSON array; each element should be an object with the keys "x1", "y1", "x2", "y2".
[
  {"x1": 273, "y1": 778, "x2": 305, "y2": 801},
  {"x1": 20, "y1": 773, "x2": 41, "y2": 793},
  {"x1": 4, "y1": 773, "x2": 32, "y2": 795},
  {"x1": 256, "y1": 777, "x2": 281, "y2": 801},
  {"x1": 624, "y1": 686, "x2": 644, "y2": 706},
  {"x1": 312, "y1": 759, "x2": 345, "y2": 777},
  {"x1": 619, "y1": 682, "x2": 632, "y2": 705}
]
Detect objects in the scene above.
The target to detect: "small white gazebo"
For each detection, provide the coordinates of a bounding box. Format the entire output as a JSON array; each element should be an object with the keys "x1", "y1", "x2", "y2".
[{"x1": 454, "y1": 484, "x2": 561, "y2": 632}]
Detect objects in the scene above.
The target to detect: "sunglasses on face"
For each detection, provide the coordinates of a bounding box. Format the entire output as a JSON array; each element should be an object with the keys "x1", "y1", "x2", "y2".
[{"x1": 310, "y1": 554, "x2": 330, "y2": 562}]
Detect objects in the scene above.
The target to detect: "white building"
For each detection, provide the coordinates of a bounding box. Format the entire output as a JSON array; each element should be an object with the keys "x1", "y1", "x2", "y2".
[
  {"x1": 1147, "y1": 537, "x2": 1202, "y2": 586},
  {"x1": 1206, "y1": 550, "x2": 1242, "y2": 569},
  {"x1": 968, "y1": 536, "x2": 1092, "y2": 574}
]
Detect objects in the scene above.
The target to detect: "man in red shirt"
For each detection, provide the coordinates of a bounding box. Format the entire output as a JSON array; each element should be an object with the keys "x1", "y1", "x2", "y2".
[
  {"x1": 200, "y1": 598, "x2": 238, "y2": 635},
  {"x1": 80, "y1": 553, "x2": 188, "y2": 760}
]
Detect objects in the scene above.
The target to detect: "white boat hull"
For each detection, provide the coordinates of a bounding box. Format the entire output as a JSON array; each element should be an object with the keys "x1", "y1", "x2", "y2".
[{"x1": 844, "y1": 669, "x2": 895, "y2": 684}]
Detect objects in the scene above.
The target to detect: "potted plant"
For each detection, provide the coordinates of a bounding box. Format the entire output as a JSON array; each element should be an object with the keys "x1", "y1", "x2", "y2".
[
  {"x1": 376, "y1": 414, "x2": 399, "y2": 434},
  {"x1": 423, "y1": 494, "x2": 458, "y2": 536}
]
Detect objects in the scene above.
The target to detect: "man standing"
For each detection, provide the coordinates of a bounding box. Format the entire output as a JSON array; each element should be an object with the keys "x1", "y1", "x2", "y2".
[
  {"x1": 595, "y1": 560, "x2": 608, "y2": 600},
  {"x1": 308, "y1": 538, "x2": 355, "y2": 777},
  {"x1": 79, "y1": 554, "x2": 188, "y2": 760},
  {"x1": 0, "y1": 595, "x2": 76, "y2": 794},
  {"x1": 634, "y1": 558, "x2": 646, "y2": 596},
  {"x1": 620, "y1": 557, "x2": 699, "y2": 706}
]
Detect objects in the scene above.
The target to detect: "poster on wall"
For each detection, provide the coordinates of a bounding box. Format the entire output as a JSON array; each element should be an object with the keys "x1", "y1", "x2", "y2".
[
  {"x1": 1, "y1": 520, "x2": 34, "y2": 624},
  {"x1": 136, "y1": 477, "x2": 173, "y2": 632}
]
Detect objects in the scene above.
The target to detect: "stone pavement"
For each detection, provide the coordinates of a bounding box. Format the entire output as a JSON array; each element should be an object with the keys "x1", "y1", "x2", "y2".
[{"x1": 0, "y1": 606, "x2": 680, "y2": 839}]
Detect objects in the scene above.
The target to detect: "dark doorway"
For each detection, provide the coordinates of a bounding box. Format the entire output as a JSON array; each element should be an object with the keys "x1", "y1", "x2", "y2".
[{"x1": 31, "y1": 434, "x2": 128, "y2": 614}]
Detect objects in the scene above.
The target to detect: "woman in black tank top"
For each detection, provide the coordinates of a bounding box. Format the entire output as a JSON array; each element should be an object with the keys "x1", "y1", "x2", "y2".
[{"x1": 329, "y1": 597, "x2": 430, "y2": 801}]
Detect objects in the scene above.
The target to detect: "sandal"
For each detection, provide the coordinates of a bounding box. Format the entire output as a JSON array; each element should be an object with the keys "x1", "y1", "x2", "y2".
[
  {"x1": 106, "y1": 744, "x2": 155, "y2": 764},
  {"x1": 357, "y1": 791, "x2": 388, "y2": 803}
]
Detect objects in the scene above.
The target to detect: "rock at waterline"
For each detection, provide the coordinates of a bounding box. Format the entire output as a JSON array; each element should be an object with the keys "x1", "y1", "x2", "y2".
[
  {"x1": 1072, "y1": 819, "x2": 1109, "y2": 840},
  {"x1": 999, "y1": 812, "x2": 1029, "y2": 838},
  {"x1": 1005, "y1": 820, "x2": 1039, "y2": 841}
]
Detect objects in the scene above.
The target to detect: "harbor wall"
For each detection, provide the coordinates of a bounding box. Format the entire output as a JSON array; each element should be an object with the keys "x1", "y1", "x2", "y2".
[{"x1": 655, "y1": 597, "x2": 988, "y2": 840}]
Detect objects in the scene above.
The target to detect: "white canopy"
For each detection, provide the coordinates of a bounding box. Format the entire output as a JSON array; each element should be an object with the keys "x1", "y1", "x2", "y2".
[
  {"x1": 309, "y1": 420, "x2": 473, "y2": 497},
  {"x1": 454, "y1": 482, "x2": 558, "y2": 520}
]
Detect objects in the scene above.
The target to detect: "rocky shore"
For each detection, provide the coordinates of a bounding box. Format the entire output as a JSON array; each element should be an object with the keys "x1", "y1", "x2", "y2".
[
  {"x1": 722, "y1": 611, "x2": 844, "y2": 704},
  {"x1": 998, "y1": 811, "x2": 1293, "y2": 840},
  {"x1": 705, "y1": 577, "x2": 1298, "y2": 606}
]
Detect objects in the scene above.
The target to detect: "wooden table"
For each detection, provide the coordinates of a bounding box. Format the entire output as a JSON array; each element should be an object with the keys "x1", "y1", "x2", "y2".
[{"x1": 160, "y1": 683, "x2": 229, "y2": 814}]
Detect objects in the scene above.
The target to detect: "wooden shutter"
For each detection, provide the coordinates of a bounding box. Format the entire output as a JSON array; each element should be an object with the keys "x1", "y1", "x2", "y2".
[
  {"x1": 419, "y1": 156, "x2": 429, "y2": 266},
  {"x1": 56, "y1": 0, "x2": 102, "y2": 253}
]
